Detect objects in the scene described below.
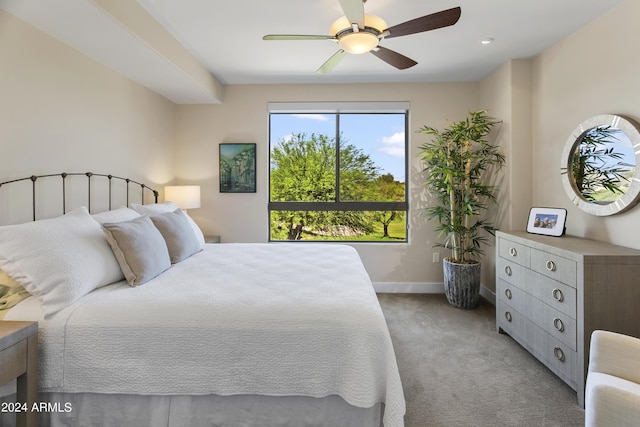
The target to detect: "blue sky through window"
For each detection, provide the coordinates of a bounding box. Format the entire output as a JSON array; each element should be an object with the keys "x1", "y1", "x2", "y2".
[{"x1": 270, "y1": 113, "x2": 406, "y2": 182}]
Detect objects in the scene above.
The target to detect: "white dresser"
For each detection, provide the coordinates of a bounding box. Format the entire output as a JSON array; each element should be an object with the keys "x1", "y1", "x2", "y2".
[{"x1": 495, "y1": 230, "x2": 640, "y2": 407}]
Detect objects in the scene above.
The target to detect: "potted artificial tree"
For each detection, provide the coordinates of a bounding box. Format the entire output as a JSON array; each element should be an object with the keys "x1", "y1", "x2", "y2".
[{"x1": 417, "y1": 110, "x2": 505, "y2": 309}]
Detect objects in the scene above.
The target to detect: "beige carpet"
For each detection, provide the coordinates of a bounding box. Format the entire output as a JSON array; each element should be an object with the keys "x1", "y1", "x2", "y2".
[{"x1": 377, "y1": 293, "x2": 585, "y2": 427}]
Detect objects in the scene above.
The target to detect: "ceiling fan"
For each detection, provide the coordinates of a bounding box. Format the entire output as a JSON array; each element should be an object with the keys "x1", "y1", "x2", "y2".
[{"x1": 263, "y1": 0, "x2": 461, "y2": 73}]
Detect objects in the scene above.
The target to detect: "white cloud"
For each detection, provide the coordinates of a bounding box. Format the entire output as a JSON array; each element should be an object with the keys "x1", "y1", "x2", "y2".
[
  {"x1": 379, "y1": 132, "x2": 405, "y2": 158},
  {"x1": 270, "y1": 134, "x2": 295, "y2": 151},
  {"x1": 292, "y1": 114, "x2": 330, "y2": 121},
  {"x1": 282, "y1": 133, "x2": 295, "y2": 142}
]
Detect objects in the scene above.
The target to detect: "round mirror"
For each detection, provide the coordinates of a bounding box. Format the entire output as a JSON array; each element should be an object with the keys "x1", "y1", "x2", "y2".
[{"x1": 561, "y1": 114, "x2": 640, "y2": 216}]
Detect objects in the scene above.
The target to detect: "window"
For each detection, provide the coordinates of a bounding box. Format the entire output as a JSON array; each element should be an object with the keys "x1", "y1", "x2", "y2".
[{"x1": 269, "y1": 102, "x2": 408, "y2": 242}]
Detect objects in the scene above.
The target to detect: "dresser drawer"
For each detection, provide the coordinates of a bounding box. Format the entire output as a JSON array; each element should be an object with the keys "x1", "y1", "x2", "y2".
[
  {"x1": 497, "y1": 300, "x2": 577, "y2": 389},
  {"x1": 531, "y1": 248, "x2": 577, "y2": 288},
  {"x1": 496, "y1": 257, "x2": 577, "y2": 319},
  {"x1": 534, "y1": 275, "x2": 577, "y2": 319},
  {"x1": 496, "y1": 256, "x2": 528, "y2": 284},
  {"x1": 498, "y1": 238, "x2": 531, "y2": 268},
  {"x1": 498, "y1": 279, "x2": 577, "y2": 350}
]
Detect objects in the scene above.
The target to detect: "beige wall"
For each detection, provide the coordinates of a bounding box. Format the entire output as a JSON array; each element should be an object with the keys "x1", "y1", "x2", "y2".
[
  {"x1": 530, "y1": 0, "x2": 640, "y2": 249},
  {"x1": 0, "y1": 9, "x2": 176, "y2": 206},
  {"x1": 481, "y1": 59, "x2": 533, "y2": 232},
  {"x1": 477, "y1": 59, "x2": 533, "y2": 296},
  {"x1": 175, "y1": 83, "x2": 480, "y2": 285}
]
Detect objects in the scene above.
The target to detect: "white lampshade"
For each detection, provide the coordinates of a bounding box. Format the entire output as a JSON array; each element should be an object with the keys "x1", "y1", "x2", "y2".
[{"x1": 164, "y1": 185, "x2": 201, "y2": 210}]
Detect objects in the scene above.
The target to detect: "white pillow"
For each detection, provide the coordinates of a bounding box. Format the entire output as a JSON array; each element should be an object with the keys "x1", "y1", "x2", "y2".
[
  {"x1": 0, "y1": 207, "x2": 123, "y2": 317},
  {"x1": 92, "y1": 207, "x2": 141, "y2": 224},
  {"x1": 131, "y1": 202, "x2": 205, "y2": 246}
]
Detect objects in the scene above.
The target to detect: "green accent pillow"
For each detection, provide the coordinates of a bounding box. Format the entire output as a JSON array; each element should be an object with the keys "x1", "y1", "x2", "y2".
[{"x1": 0, "y1": 268, "x2": 31, "y2": 319}]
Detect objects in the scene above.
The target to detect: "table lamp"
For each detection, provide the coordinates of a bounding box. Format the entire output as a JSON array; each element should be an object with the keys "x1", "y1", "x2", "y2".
[{"x1": 164, "y1": 185, "x2": 200, "y2": 215}]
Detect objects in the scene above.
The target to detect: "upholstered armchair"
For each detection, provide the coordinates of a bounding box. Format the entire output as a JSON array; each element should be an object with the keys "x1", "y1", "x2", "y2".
[{"x1": 585, "y1": 330, "x2": 640, "y2": 426}]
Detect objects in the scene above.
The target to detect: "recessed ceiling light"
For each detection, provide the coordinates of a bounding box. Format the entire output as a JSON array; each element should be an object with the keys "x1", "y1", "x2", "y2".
[{"x1": 481, "y1": 37, "x2": 494, "y2": 45}]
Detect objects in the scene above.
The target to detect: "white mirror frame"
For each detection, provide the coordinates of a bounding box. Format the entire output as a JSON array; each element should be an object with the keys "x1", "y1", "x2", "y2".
[{"x1": 560, "y1": 114, "x2": 640, "y2": 216}]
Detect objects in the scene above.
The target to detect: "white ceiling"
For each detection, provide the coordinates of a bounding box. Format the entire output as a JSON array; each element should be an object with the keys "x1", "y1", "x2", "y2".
[
  {"x1": 0, "y1": 0, "x2": 624, "y2": 102},
  {"x1": 135, "y1": 0, "x2": 622, "y2": 84}
]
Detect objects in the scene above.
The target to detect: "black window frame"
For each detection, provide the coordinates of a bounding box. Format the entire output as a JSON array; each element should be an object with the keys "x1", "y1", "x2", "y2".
[{"x1": 268, "y1": 104, "x2": 409, "y2": 242}]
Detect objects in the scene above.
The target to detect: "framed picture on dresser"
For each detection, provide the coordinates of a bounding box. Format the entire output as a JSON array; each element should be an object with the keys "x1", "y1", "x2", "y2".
[{"x1": 526, "y1": 207, "x2": 567, "y2": 236}]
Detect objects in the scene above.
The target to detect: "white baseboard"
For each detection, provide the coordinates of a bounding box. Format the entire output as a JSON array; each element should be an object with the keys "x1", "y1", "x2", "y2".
[
  {"x1": 374, "y1": 282, "x2": 497, "y2": 306},
  {"x1": 480, "y1": 286, "x2": 496, "y2": 306}
]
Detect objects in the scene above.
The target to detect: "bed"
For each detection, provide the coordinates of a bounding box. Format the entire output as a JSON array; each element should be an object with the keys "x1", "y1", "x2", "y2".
[{"x1": 0, "y1": 173, "x2": 406, "y2": 427}]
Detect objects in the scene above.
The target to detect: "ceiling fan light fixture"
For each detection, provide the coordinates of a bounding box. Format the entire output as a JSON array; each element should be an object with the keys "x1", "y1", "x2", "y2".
[
  {"x1": 338, "y1": 31, "x2": 379, "y2": 54},
  {"x1": 329, "y1": 14, "x2": 387, "y2": 54},
  {"x1": 362, "y1": 14, "x2": 387, "y2": 33},
  {"x1": 329, "y1": 14, "x2": 387, "y2": 36},
  {"x1": 329, "y1": 16, "x2": 351, "y2": 36}
]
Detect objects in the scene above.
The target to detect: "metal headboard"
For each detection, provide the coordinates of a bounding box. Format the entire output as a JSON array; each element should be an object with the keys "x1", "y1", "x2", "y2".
[{"x1": 0, "y1": 172, "x2": 159, "y2": 221}]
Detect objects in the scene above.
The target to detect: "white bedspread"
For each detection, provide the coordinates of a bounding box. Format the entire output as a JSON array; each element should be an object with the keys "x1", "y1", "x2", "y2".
[{"x1": 33, "y1": 244, "x2": 405, "y2": 427}]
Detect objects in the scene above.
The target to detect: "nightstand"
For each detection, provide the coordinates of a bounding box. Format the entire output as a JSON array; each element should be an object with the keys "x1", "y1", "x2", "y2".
[
  {"x1": 204, "y1": 235, "x2": 221, "y2": 243},
  {"x1": 0, "y1": 321, "x2": 38, "y2": 427}
]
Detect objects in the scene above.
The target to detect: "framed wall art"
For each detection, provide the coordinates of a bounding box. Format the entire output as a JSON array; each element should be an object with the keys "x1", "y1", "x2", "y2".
[
  {"x1": 219, "y1": 143, "x2": 256, "y2": 193},
  {"x1": 526, "y1": 207, "x2": 567, "y2": 237}
]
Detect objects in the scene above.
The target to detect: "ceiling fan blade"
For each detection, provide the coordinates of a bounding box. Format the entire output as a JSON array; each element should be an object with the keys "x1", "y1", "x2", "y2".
[
  {"x1": 263, "y1": 34, "x2": 335, "y2": 41},
  {"x1": 384, "y1": 7, "x2": 461, "y2": 39},
  {"x1": 338, "y1": 0, "x2": 365, "y2": 27},
  {"x1": 317, "y1": 50, "x2": 347, "y2": 74},
  {"x1": 370, "y1": 46, "x2": 417, "y2": 70}
]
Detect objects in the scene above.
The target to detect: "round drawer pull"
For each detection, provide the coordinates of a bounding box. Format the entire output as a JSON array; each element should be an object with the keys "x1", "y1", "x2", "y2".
[
  {"x1": 552, "y1": 288, "x2": 564, "y2": 302},
  {"x1": 553, "y1": 347, "x2": 565, "y2": 362},
  {"x1": 504, "y1": 266, "x2": 512, "y2": 276},
  {"x1": 505, "y1": 311, "x2": 512, "y2": 322},
  {"x1": 553, "y1": 318, "x2": 565, "y2": 332},
  {"x1": 546, "y1": 260, "x2": 556, "y2": 272},
  {"x1": 509, "y1": 247, "x2": 517, "y2": 257},
  {"x1": 505, "y1": 288, "x2": 512, "y2": 300}
]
